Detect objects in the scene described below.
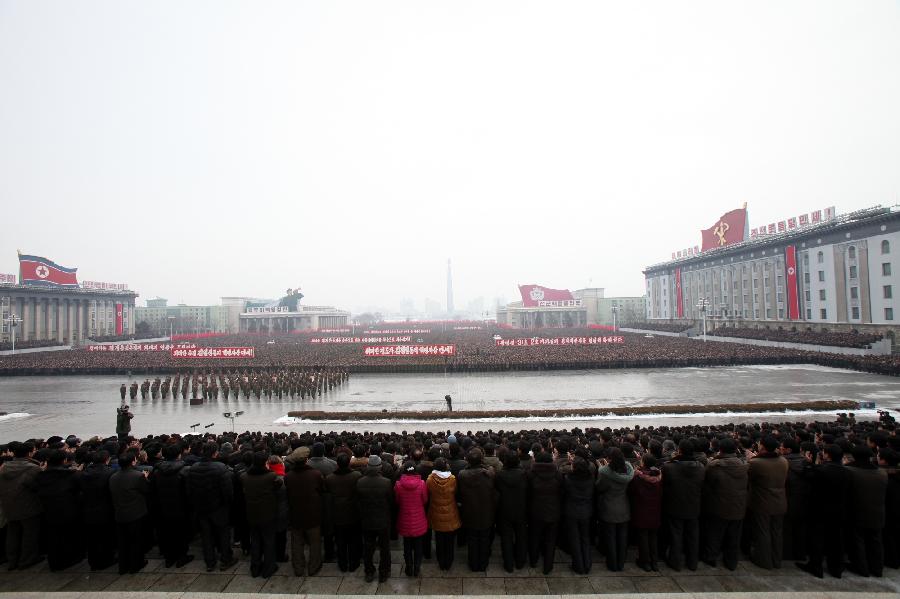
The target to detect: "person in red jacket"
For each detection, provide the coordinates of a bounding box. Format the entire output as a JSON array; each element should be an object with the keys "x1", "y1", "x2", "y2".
[{"x1": 394, "y1": 461, "x2": 428, "y2": 576}]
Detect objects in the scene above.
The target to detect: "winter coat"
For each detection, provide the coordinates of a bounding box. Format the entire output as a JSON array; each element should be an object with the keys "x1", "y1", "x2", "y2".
[
  {"x1": 308, "y1": 456, "x2": 337, "y2": 534},
  {"x1": 151, "y1": 460, "x2": 189, "y2": 519},
  {"x1": 809, "y1": 461, "x2": 850, "y2": 520},
  {"x1": 484, "y1": 455, "x2": 503, "y2": 472},
  {"x1": 79, "y1": 463, "x2": 115, "y2": 525},
  {"x1": 457, "y1": 465, "x2": 498, "y2": 530},
  {"x1": 241, "y1": 468, "x2": 283, "y2": 525},
  {"x1": 35, "y1": 466, "x2": 81, "y2": 525},
  {"x1": 184, "y1": 458, "x2": 233, "y2": 518},
  {"x1": 307, "y1": 456, "x2": 338, "y2": 477},
  {"x1": 564, "y1": 472, "x2": 595, "y2": 521},
  {"x1": 784, "y1": 453, "x2": 812, "y2": 518},
  {"x1": 704, "y1": 454, "x2": 748, "y2": 521},
  {"x1": 285, "y1": 464, "x2": 324, "y2": 530},
  {"x1": 426, "y1": 472, "x2": 461, "y2": 532},
  {"x1": 846, "y1": 462, "x2": 888, "y2": 529},
  {"x1": 109, "y1": 467, "x2": 148, "y2": 524},
  {"x1": 595, "y1": 463, "x2": 634, "y2": 524},
  {"x1": 326, "y1": 468, "x2": 362, "y2": 526},
  {"x1": 629, "y1": 466, "x2": 662, "y2": 529},
  {"x1": 0, "y1": 458, "x2": 42, "y2": 521},
  {"x1": 394, "y1": 474, "x2": 428, "y2": 537},
  {"x1": 527, "y1": 462, "x2": 563, "y2": 523},
  {"x1": 662, "y1": 458, "x2": 705, "y2": 519},
  {"x1": 748, "y1": 454, "x2": 788, "y2": 515},
  {"x1": 356, "y1": 467, "x2": 394, "y2": 531},
  {"x1": 495, "y1": 465, "x2": 528, "y2": 522}
]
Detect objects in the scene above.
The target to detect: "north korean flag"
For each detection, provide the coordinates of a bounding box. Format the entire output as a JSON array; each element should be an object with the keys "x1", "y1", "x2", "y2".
[{"x1": 18, "y1": 253, "x2": 79, "y2": 287}]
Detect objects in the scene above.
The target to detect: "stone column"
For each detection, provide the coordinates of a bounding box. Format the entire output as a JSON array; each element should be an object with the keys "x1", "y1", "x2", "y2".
[
  {"x1": 22, "y1": 297, "x2": 32, "y2": 341},
  {"x1": 66, "y1": 300, "x2": 74, "y2": 345},
  {"x1": 56, "y1": 299, "x2": 65, "y2": 343}
]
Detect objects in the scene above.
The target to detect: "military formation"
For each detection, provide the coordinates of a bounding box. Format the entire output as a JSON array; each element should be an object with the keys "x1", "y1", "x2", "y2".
[{"x1": 119, "y1": 368, "x2": 350, "y2": 402}]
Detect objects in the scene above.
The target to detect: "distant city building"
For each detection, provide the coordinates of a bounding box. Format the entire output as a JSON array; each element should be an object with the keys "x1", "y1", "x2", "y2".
[
  {"x1": 644, "y1": 205, "x2": 900, "y2": 330},
  {"x1": 574, "y1": 288, "x2": 646, "y2": 327},
  {"x1": 135, "y1": 300, "x2": 232, "y2": 336},
  {"x1": 496, "y1": 284, "x2": 587, "y2": 328}
]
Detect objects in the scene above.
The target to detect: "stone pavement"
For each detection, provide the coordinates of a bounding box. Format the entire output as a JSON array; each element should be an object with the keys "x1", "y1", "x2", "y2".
[{"x1": 0, "y1": 542, "x2": 897, "y2": 596}]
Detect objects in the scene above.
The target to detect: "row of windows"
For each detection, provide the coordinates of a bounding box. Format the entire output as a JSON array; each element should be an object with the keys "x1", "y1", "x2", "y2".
[{"x1": 816, "y1": 240, "x2": 891, "y2": 264}]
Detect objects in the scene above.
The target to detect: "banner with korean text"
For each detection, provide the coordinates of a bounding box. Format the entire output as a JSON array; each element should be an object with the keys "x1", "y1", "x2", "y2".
[
  {"x1": 88, "y1": 343, "x2": 197, "y2": 352},
  {"x1": 311, "y1": 336, "x2": 412, "y2": 344},
  {"x1": 495, "y1": 336, "x2": 624, "y2": 347},
  {"x1": 171, "y1": 347, "x2": 255, "y2": 359},
  {"x1": 363, "y1": 344, "x2": 456, "y2": 357}
]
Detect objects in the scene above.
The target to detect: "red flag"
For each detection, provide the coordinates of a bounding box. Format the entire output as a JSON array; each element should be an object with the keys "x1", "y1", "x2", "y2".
[
  {"x1": 701, "y1": 208, "x2": 748, "y2": 251},
  {"x1": 518, "y1": 284, "x2": 576, "y2": 307},
  {"x1": 785, "y1": 246, "x2": 800, "y2": 320},
  {"x1": 18, "y1": 253, "x2": 79, "y2": 287}
]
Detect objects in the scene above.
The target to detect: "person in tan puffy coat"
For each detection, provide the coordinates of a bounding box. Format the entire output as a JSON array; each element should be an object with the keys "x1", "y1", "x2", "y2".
[{"x1": 426, "y1": 457, "x2": 461, "y2": 570}]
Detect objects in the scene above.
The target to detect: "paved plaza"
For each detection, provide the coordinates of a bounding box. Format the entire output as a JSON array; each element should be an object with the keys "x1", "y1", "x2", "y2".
[{"x1": 0, "y1": 540, "x2": 897, "y2": 597}]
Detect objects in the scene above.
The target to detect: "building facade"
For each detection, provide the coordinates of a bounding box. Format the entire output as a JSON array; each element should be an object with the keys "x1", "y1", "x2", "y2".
[
  {"x1": 135, "y1": 299, "x2": 235, "y2": 336},
  {"x1": 239, "y1": 305, "x2": 350, "y2": 332},
  {"x1": 575, "y1": 288, "x2": 646, "y2": 327},
  {"x1": 644, "y1": 206, "x2": 899, "y2": 328},
  {"x1": 0, "y1": 284, "x2": 137, "y2": 344}
]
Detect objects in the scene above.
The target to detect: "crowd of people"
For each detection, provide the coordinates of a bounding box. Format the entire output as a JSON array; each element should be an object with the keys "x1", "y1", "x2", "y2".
[
  {"x1": 120, "y1": 368, "x2": 350, "y2": 402},
  {"x1": 628, "y1": 322, "x2": 694, "y2": 334},
  {"x1": 0, "y1": 413, "x2": 896, "y2": 581},
  {"x1": 709, "y1": 327, "x2": 884, "y2": 349},
  {"x1": 0, "y1": 329, "x2": 898, "y2": 377}
]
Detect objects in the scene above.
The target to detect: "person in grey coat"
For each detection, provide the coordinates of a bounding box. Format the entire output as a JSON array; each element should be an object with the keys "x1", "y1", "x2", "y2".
[
  {"x1": 109, "y1": 451, "x2": 149, "y2": 574},
  {"x1": 596, "y1": 448, "x2": 635, "y2": 572},
  {"x1": 0, "y1": 442, "x2": 42, "y2": 571}
]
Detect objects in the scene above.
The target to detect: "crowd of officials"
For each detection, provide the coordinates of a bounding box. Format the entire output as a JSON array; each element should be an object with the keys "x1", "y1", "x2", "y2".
[{"x1": 0, "y1": 413, "x2": 897, "y2": 582}]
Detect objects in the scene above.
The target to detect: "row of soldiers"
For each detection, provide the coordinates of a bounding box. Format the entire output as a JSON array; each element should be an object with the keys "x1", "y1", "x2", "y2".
[{"x1": 119, "y1": 368, "x2": 350, "y2": 402}]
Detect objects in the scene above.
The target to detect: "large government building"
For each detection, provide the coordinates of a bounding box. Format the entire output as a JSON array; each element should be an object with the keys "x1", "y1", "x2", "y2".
[{"x1": 644, "y1": 205, "x2": 899, "y2": 330}]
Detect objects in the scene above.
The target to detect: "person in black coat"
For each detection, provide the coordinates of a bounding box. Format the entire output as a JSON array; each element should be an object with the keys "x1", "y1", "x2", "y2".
[
  {"x1": 563, "y1": 456, "x2": 595, "y2": 575},
  {"x1": 34, "y1": 449, "x2": 84, "y2": 571},
  {"x1": 356, "y1": 455, "x2": 393, "y2": 583},
  {"x1": 527, "y1": 451, "x2": 562, "y2": 574},
  {"x1": 109, "y1": 451, "x2": 149, "y2": 574},
  {"x1": 662, "y1": 439, "x2": 706, "y2": 572},
  {"x1": 845, "y1": 445, "x2": 888, "y2": 578},
  {"x1": 457, "y1": 448, "x2": 498, "y2": 572},
  {"x1": 780, "y1": 439, "x2": 812, "y2": 562},
  {"x1": 878, "y1": 447, "x2": 900, "y2": 569},
  {"x1": 184, "y1": 442, "x2": 237, "y2": 573},
  {"x1": 798, "y1": 444, "x2": 851, "y2": 578},
  {"x1": 494, "y1": 452, "x2": 528, "y2": 572},
  {"x1": 151, "y1": 444, "x2": 194, "y2": 568},
  {"x1": 79, "y1": 449, "x2": 117, "y2": 570}
]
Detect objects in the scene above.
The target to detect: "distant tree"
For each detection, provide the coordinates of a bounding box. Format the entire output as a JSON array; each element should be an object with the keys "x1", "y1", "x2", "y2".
[
  {"x1": 135, "y1": 321, "x2": 152, "y2": 335},
  {"x1": 355, "y1": 312, "x2": 382, "y2": 327}
]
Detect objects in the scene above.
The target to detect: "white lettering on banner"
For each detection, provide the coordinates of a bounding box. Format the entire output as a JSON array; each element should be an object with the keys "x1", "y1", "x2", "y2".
[
  {"x1": 364, "y1": 329, "x2": 431, "y2": 335},
  {"x1": 0, "y1": 274, "x2": 16, "y2": 284},
  {"x1": 494, "y1": 336, "x2": 625, "y2": 347},
  {"x1": 310, "y1": 336, "x2": 412, "y2": 344},
  {"x1": 536, "y1": 300, "x2": 583, "y2": 307},
  {"x1": 170, "y1": 346, "x2": 256, "y2": 359},
  {"x1": 319, "y1": 328, "x2": 351, "y2": 333},
  {"x1": 82, "y1": 281, "x2": 129, "y2": 291},
  {"x1": 246, "y1": 306, "x2": 290, "y2": 313},
  {"x1": 87, "y1": 343, "x2": 197, "y2": 352},
  {"x1": 362, "y1": 344, "x2": 456, "y2": 357},
  {"x1": 452, "y1": 326, "x2": 483, "y2": 330}
]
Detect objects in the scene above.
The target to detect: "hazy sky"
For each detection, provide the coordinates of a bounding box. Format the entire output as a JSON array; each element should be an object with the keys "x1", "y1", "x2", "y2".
[{"x1": 1, "y1": 1, "x2": 898, "y2": 313}]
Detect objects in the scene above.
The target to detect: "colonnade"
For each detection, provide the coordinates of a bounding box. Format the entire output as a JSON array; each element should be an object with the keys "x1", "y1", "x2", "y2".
[{"x1": 1, "y1": 293, "x2": 136, "y2": 345}]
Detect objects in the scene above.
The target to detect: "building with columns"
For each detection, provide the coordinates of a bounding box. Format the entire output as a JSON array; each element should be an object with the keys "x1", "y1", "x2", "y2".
[
  {"x1": 239, "y1": 305, "x2": 350, "y2": 332},
  {"x1": 643, "y1": 205, "x2": 900, "y2": 332},
  {"x1": 0, "y1": 283, "x2": 137, "y2": 345}
]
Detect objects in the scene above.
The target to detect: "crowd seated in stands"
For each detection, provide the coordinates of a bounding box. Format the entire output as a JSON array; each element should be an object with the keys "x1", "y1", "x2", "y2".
[
  {"x1": 0, "y1": 412, "x2": 896, "y2": 580},
  {"x1": 709, "y1": 327, "x2": 883, "y2": 349}
]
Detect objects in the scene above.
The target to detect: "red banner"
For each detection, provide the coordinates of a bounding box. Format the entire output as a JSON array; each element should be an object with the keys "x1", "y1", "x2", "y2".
[
  {"x1": 785, "y1": 245, "x2": 800, "y2": 320},
  {"x1": 311, "y1": 336, "x2": 412, "y2": 344},
  {"x1": 675, "y1": 268, "x2": 683, "y2": 318},
  {"x1": 518, "y1": 284, "x2": 577, "y2": 307},
  {"x1": 115, "y1": 303, "x2": 123, "y2": 335},
  {"x1": 363, "y1": 344, "x2": 456, "y2": 357},
  {"x1": 88, "y1": 343, "x2": 197, "y2": 352},
  {"x1": 171, "y1": 347, "x2": 255, "y2": 359},
  {"x1": 495, "y1": 336, "x2": 624, "y2": 347},
  {"x1": 18, "y1": 254, "x2": 79, "y2": 287},
  {"x1": 701, "y1": 208, "x2": 748, "y2": 251}
]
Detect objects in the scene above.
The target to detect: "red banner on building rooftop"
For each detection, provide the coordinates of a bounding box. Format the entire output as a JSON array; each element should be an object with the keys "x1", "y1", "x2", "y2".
[{"x1": 700, "y1": 208, "x2": 748, "y2": 252}]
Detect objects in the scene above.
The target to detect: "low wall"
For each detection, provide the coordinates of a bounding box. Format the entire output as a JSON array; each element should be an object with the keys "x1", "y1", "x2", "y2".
[
  {"x1": 696, "y1": 334, "x2": 890, "y2": 356},
  {"x1": 620, "y1": 327, "x2": 688, "y2": 337}
]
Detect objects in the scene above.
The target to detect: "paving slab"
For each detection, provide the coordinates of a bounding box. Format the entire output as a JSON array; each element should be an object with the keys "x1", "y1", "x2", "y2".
[
  {"x1": 223, "y1": 574, "x2": 267, "y2": 593},
  {"x1": 376, "y1": 576, "x2": 421, "y2": 594},
  {"x1": 148, "y1": 572, "x2": 201, "y2": 592},
  {"x1": 102, "y1": 572, "x2": 164, "y2": 592},
  {"x1": 503, "y1": 576, "x2": 550, "y2": 595},
  {"x1": 336, "y1": 576, "x2": 379, "y2": 595},
  {"x1": 299, "y1": 575, "x2": 342, "y2": 594},
  {"x1": 546, "y1": 577, "x2": 595, "y2": 594},
  {"x1": 632, "y1": 575, "x2": 683, "y2": 593},
  {"x1": 260, "y1": 575, "x2": 305, "y2": 594},
  {"x1": 419, "y1": 575, "x2": 463, "y2": 595},
  {"x1": 589, "y1": 576, "x2": 638, "y2": 593},
  {"x1": 462, "y1": 576, "x2": 507, "y2": 595},
  {"x1": 185, "y1": 573, "x2": 233, "y2": 593},
  {"x1": 57, "y1": 572, "x2": 119, "y2": 592}
]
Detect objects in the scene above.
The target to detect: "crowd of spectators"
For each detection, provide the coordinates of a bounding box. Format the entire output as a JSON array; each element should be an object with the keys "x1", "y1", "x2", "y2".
[
  {"x1": 0, "y1": 339, "x2": 65, "y2": 352},
  {"x1": 1, "y1": 329, "x2": 897, "y2": 377},
  {"x1": 626, "y1": 322, "x2": 694, "y2": 334},
  {"x1": 709, "y1": 327, "x2": 884, "y2": 349},
  {"x1": 86, "y1": 333, "x2": 164, "y2": 343},
  {"x1": 0, "y1": 413, "x2": 896, "y2": 581}
]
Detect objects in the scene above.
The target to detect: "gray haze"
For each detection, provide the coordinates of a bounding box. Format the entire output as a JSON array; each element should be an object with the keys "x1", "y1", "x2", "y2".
[{"x1": 1, "y1": 1, "x2": 898, "y2": 314}]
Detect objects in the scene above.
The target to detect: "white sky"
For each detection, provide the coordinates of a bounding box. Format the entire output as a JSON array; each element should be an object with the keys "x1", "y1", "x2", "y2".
[{"x1": 1, "y1": 1, "x2": 898, "y2": 313}]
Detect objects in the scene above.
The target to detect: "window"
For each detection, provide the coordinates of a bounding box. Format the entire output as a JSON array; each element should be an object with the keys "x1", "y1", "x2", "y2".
[
  {"x1": 753, "y1": 279, "x2": 758, "y2": 289},
  {"x1": 849, "y1": 265, "x2": 857, "y2": 279},
  {"x1": 850, "y1": 287, "x2": 858, "y2": 299},
  {"x1": 818, "y1": 271, "x2": 825, "y2": 282},
  {"x1": 882, "y1": 240, "x2": 890, "y2": 254},
  {"x1": 887, "y1": 308, "x2": 894, "y2": 321},
  {"x1": 817, "y1": 251, "x2": 824, "y2": 264},
  {"x1": 764, "y1": 278, "x2": 770, "y2": 289},
  {"x1": 754, "y1": 309, "x2": 760, "y2": 319},
  {"x1": 807, "y1": 308, "x2": 812, "y2": 319},
  {"x1": 820, "y1": 308, "x2": 827, "y2": 319},
  {"x1": 848, "y1": 246, "x2": 856, "y2": 259},
  {"x1": 778, "y1": 308, "x2": 784, "y2": 319},
  {"x1": 805, "y1": 290, "x2": 811, "y2": 302},
  {"x1": 804, "y1": 272, "x2": 810, "y2": 284},
  {"x1": 883, "y1": 263, "x2": 892, "y2": 276},
  {"x1": 819, "y1": 289, "x2": 826, "y2": 301},
  {"x1": 885, "y1": 285, "x2": 893, "y2": 299},
  {"x1": 766, "y1": 308, "x2": 772, "y2": 319},
  {"x1": 852, "y1": 307, "x2": 860, "y2": 319}
]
